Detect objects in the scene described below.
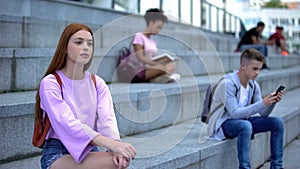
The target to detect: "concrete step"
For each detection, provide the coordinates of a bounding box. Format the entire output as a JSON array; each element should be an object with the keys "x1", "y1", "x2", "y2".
[
  {"x1": 1, "y1": 87, "x2": 300, "y2": 169},
  {"x1": 1, "y1": 46, "x2": 300, "y2": 91},
  {"x1": 0, "y1": 0, "x2": 238, "y2": 49},
  {"x1": 1, "y1": 66, "x2": 300, "y2": 163},
  {"x1": 258, "y1": 136, "x2": 300, "y2": 169}
]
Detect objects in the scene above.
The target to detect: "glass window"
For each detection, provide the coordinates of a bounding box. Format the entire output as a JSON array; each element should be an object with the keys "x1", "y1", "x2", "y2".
[
  {"x1": 162, "y1": 0, "x2": 179, "y2": 22},
  {"x1": 279, "y1": 18, "x2": 289, "y2": 25},
  {"x1": 181, "y1": 0, "x2": 191, "y2": 24},
  {"x1": 115, "y1": 0, "x2": 138, "y2": 12},
  {"x1": 140, "y1": 0, "x2": 160, "y2": 14}
]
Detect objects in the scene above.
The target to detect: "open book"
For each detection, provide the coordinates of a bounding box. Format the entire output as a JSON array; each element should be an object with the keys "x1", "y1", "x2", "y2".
[{"x1": 152, "y1": 53, "x2": 176, "y2": 63}]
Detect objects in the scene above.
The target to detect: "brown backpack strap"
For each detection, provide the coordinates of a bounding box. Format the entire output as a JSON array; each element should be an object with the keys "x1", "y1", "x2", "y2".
[
  {"x1": 32, "y1": 72, "x2": 63, "y2": 148},
  {"x1": 91, "y1": 74, "x2": 96, "y2": 89},
  {"x1": 44, "y1": 72, "x2": 63, "y2": 136},
  {"x1": 53, "y1": 72, "x2": 63, "y2": 91}
]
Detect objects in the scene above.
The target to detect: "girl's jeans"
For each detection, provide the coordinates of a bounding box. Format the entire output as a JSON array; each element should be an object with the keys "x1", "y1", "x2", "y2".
[
  {"x1": 222, "y1": 116, "x2": 284, "y2": 169},
  {"x1": 41, "y1": 138, "x2": 98, "y2": 169}
]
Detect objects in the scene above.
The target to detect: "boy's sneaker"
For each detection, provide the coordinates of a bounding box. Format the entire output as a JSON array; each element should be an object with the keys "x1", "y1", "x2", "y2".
[{"x1": 281, "y1": 50, "x2": 289, "y2": 56}]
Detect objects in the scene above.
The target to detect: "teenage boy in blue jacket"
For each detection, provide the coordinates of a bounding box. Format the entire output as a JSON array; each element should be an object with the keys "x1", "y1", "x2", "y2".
[{"x1": 208, "y1": 48, "x2": 284, "y2": 169}]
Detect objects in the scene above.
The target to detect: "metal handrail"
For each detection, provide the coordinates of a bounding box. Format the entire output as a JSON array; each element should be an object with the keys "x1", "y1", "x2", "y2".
[{"x1": 88, "y1": 0, "x2": 245, "y2": 37}]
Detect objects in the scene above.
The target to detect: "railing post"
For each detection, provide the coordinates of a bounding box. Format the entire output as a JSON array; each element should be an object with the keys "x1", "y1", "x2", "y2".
[
  {"x1": 223, "y1": 9, "x2": 226, "y2": 33},
  {"x1": 229, "y1": 14, "x2": 232, "y2": 33},
  {"x1": 208, "y1": 3, "x2": 211, "y2": 30},
  {"x1": 137, "y1": 0, "x2": 141, "y2": 14},
  {"x1": 200, "y1": 0, "x2": 203, "y2": 27},
  {"x1": 111, "y1": 0, "x2": 115, "y2": 9},
  {"x1": 159, "y1": 0, "x2": 163, "y2": 11},
  {"x1": 223, "y1": 0, "x2": 226, "y2": 33},
  {"x1": 190, "y1": 0, "x2": 193, "y2": 24},
  {"x1": 217, "y1": 7, "x2": 220, "y2": 32},
  {"x1": 235, "y1": 17, "x2": 239, "y2": 38},
  {"x1": 178, "y1": 0, "x2": 181, "y2": 22}
]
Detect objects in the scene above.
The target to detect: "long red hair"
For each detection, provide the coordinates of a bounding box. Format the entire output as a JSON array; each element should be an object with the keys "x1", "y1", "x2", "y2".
[{"x1": 34, "y1": 23, "x2": 94, "y2": 122}]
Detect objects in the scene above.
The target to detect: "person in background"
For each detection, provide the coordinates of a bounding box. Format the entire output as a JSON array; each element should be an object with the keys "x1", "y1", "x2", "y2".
[
  {"x1": 269, "y1": 26, "x2": 289, "y2": 56},
  {"x1": 36, "y1": 23, "x2": 136, "y2": 169},
  {"x1": 127, "y1": 8, "x2": 180, "y2": 83},
  {"x1": 236, "y1": 22, "x2": 273, "y2": 69},
  {"x1": 207, "y1": 48, "x2": 284, "y2": 169}
]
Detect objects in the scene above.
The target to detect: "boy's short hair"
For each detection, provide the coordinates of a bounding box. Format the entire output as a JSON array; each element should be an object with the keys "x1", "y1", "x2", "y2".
[
  {"x1": 144, "y1": 8, "x2": 168, "y2": 25},
  {"x1": 240, "y1": 48, "x2": 265, "y2": 63},
  {"x1": 257, "y1": 21, "x2": 265, "y2": 27},
  {"x1": 276, "y1": 26, "x2": 284, "y2": 30}
]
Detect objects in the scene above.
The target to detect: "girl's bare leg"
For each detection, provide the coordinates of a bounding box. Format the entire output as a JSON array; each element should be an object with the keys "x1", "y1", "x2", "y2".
[
  {"x1": 145, "y1": 62, "x2": 176, "y2": 80},
  {"x1": 50, "y1": 152, "x2": 117, "y2": 169}
]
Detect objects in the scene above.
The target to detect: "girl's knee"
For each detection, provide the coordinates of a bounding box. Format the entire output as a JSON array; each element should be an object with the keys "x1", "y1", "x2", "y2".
[{"x1": 165, "y1": 62, "x2": 176, "y2": 73}]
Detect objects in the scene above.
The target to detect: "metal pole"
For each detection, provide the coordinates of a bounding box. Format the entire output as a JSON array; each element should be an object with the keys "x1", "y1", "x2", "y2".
[
  {"x1": 217, "y1": 7, "x2": 220, "y2": 32},
  {"x1": 223, "y1": 0, "x2": 226, "y2": 33},
  {"x1": 137, "y1": 0, "x2": 141, "y2": 14},
  {"x1": 200, "y1": 0, "x2": 203, "y2": 28},
  {"x1": 208, "y1": 3, "x2": 211, "y2": 30},
  {"x1": 190, "y1": 0, "x2": 193, "y2": 24},
  {"x1": 159, "y1": 0, "x2": 163, "y2": 11},
  {"x1": 223, "y1": 10, "x2": 226, "y2": 32},
  {"x1": 229, "y1": 14, "x2": 232, "y2": 32},
  {"x1": 111, "y1": 0, "x2": 115, "y2": 9},
  {"x1": 178, "y1": 0, "x2": 181, "y2": 22},
  {"x1": 235, "y1": 17, "x2": 238, "y2": 37}
]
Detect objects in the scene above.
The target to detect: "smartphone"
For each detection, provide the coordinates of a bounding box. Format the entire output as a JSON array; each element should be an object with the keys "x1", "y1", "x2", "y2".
[{"x1": 273, "y1": 86, "x2": 285, "y2": 96}]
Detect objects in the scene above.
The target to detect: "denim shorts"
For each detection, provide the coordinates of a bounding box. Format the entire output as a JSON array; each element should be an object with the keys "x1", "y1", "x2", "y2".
[{"x1": 40, "y1": 138, "x2": 98, "y2": 169}]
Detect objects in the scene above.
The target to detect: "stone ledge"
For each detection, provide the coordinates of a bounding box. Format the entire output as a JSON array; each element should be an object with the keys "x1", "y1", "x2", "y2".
[
  {"x1": 1, "y1": 86, "x2": 299, "y2": 169},
  {"x1": 0, "y1": 66, "x2": 300, "y2": 162},
  {"x1": 0, "y1": 48, "x2": 13, "y2": 58},
  {"x1": 1, "y1": 48, "x2": 300, "y2": 91},
  {"x1": 1, "y1": 65, "x2": 300, "y2": 118}
]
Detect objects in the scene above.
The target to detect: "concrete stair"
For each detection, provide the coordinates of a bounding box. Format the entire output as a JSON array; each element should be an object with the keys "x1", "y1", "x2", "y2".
[
  {"x1": 1, "y1": 86, "x2": 300, "y2": 168},
  {"x1": 1, "y1": 65, "x2": 300, "y2": 168},
  {"x1": 1, "y1": 47, "x2": 299, "y2": 91},
  {"x1": 0, "y1": 0, "x2": 238, "y2": 92}
]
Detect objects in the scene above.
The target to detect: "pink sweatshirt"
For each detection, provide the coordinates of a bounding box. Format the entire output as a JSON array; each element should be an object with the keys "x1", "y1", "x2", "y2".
[
  {"x1": 127, "y1": 32, "x2": 158, "y2": 72},
  {"x1": 39, "y1": 70, "x2": 120, "y2": 163}
]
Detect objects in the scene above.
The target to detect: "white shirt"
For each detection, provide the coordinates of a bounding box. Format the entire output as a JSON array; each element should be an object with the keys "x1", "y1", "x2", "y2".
[{"x1": 239, "y1": 84, "x2": 250, "y2": 107}]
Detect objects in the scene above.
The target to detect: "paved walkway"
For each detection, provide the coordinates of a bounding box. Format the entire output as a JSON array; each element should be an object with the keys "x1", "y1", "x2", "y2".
[{"x1": 258, "y1": 136, "x2": 300, "y2": 169}]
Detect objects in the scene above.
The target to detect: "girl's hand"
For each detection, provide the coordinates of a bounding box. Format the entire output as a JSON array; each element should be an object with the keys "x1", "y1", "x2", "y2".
[
  {"x1": 92, "y1": 135, "x2": 136, "y2": 161},
  {"x1": 112, "y1": 153, "x2": 130, "y2": 169},
  {"x1": 110, "y1": 141, "x2": 136, "y2": 161}
]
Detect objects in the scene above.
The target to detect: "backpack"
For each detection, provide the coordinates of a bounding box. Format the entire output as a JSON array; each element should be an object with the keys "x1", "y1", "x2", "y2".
[
  {"x1": 116, "y1": 46, "x2": 136, "y2": 82},
  {"x1": 32, "y1": 72, "x2": 96, "y2": 148},
  {"x1": 201, "y1": 77, "x2": 256, "y2": 124},
  {"x1": 201, "y1": 77, "x2": 226, "y2": 124},
  {"x1": 116, "y1": 37, "x2": 136, "y2": 83}
]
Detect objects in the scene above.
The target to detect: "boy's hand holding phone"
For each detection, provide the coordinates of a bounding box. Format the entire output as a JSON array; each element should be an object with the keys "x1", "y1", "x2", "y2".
[
  {"x1": 263, "y1": 86, "x2": 285, "y2": 107},
  {"x1": 273, "y1": 86, "x2": 285, "y2": 96},
  {"x1": 273, "y1": 85, "x2": 285, "y2": 102}
]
